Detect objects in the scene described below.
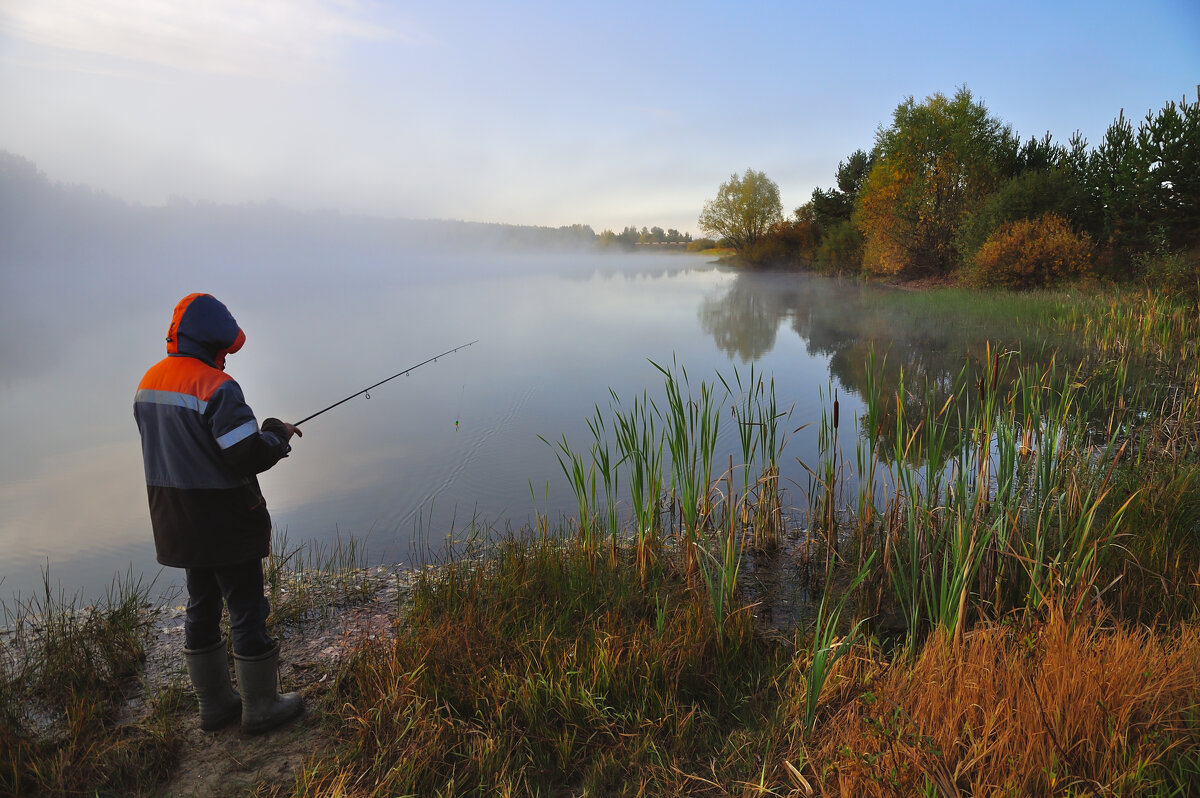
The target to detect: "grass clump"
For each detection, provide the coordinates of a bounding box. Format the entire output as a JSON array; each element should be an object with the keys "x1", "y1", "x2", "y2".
[
  {"x1": 266, "y1": 529, "x2": 386, "y2": 629},
  {"x1": 791, "y1": 614, "x2": 1200, "y2": 796},
  {"x1": 0, "y1": 570, "x2": 181, "y2": 796},
  {"x1": 294, "y1": 535, "x2": 786, "y2": 796}
]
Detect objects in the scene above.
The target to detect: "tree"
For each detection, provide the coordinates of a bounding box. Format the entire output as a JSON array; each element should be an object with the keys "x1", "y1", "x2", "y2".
[
  {"x1": 1145, "y1": 95, "x2": 1200, "y2": 250},
  {"x1": 810, "y1": 149, "x2": 874, "y2": 231},
  {"x1": 1090, "y1": 96, "x2": 1200, "y2": 257},
  {"x1": 855, "y1": 88, "x2": 1018, "y2": 275},
  {"x1": 698, "y1": 169, "x2": 783, "y2": 251}
]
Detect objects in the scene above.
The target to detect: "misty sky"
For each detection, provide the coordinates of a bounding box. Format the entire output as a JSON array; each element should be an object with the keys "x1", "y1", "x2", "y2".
[{"x1": 1, "y1": 0, "x2": 1197, "y2": 235}]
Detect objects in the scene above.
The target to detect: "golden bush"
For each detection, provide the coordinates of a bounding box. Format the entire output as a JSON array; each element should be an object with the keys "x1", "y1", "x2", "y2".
[{"x1": 972, "y1": 213, "x2": 1093, "y2": 288}]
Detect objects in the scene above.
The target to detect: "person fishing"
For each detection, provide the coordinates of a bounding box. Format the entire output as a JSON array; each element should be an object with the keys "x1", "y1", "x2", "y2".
[{"x1": 133, "y1": 293, "x2": 304, "y2": 734}]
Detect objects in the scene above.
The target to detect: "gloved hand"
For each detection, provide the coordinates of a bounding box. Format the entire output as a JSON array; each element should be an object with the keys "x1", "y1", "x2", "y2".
[{"x1": 262, "y1": 418, "x2": 302, "y2": 444}]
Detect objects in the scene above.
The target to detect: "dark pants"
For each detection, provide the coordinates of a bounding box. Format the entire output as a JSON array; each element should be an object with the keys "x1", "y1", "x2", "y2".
[{"x1": 184, "y1": 559, "x2": 274, "y2": 656}]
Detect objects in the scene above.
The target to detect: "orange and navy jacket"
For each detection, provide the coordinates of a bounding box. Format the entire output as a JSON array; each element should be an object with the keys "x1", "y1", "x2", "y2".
[{"x1": 134, "y1": 294, "x2": 291, "y2": 568}]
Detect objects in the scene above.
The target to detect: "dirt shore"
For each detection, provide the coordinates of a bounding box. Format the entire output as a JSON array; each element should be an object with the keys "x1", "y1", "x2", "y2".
[{"x1": 139, "y1": 566, "x2": 414, "y2": 797}]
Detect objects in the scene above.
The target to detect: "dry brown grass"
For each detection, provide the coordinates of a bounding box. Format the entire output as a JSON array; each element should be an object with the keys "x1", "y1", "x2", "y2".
[{"x1": 788, "y1": 612, "x2": 1200, "y2": 796}]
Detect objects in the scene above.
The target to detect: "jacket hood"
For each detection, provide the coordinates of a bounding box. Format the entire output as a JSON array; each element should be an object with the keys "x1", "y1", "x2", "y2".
[{"x1": 166, "y1": 293, "x2": 245, "y2": 369}]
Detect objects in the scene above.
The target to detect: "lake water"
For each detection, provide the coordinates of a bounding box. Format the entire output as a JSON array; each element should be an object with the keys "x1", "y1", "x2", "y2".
[{"x1": 2, "y1": 250, "x2": 894, "y2": 604}]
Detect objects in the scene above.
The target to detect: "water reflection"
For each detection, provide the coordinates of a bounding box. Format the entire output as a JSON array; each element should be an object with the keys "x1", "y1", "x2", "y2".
[{"x1": 697, "y1": 270, "x2": 1091, "y2": 468}]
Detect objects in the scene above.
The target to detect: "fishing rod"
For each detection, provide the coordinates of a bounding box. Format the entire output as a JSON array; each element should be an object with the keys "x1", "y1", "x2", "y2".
[{"x1": 293, "y1": 340, "x2": 478, "y2": 427}]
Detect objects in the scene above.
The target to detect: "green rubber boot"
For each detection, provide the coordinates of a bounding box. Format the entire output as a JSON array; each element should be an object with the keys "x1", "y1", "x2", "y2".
[
  {"x1": 233, "y1": 642, "x2": 304, "y2": 735},
  {"x1": 183, "y1": 638, "x2": 242, "y2": 731}
]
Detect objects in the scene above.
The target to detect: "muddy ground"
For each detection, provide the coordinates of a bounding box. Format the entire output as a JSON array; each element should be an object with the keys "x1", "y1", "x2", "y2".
[{"x1": 138, "y1": 567, "x2": 412, "y2": 797}]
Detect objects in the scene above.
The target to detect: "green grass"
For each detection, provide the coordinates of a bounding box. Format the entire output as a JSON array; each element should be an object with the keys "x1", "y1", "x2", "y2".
[
  {"x1": 266, "y1": 529, "x2": 387, "y2": 628},
  {"x1": 291, "y1": 533, "x2": 787, "y2": 796},
  {"x1": 0, "y1": 569, "x2": 182, "y2": 796}
]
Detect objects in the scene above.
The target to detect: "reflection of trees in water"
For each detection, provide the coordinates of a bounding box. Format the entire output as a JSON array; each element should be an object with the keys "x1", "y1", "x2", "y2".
[
  {"x1": 698, "y1": 271, "x2": 1085, "y2": 465},
  {"x1": 699, "y1": 276, "x2": 787, "y2": 361}
]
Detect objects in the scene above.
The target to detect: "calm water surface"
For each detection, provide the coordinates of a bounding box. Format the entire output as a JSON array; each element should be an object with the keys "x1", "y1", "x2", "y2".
[{"x1": 3, "y1": 252, "x2": 884, "y2": 603}]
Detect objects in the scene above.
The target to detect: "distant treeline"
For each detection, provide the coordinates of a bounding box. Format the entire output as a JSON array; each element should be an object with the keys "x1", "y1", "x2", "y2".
[
  {"x1": 596, "y1": 225, "x2": 693, "y2": 249},
  {"x1": 742, "y1": 88, "x2": 1199, "y2": 290}
]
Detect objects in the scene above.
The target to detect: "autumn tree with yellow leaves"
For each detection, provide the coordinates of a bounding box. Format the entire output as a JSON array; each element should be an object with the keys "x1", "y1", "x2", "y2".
[{"x1": 855, "y1": 87, "x2": 1018, "y2": 276}]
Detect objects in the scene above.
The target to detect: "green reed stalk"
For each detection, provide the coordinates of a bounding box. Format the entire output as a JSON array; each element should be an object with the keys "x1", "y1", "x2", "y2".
[
  {"x1": 802, "y1": 551, "x2": 873, "y2": 736},
  {"x1": 610, "y1": 389, "x2": 664, "y2": 576},
  {"x1": 856, "y1": 349, "x2": 886, "y2": 568},
  {"x1": 694, "y1": 460, "x2": 745, "y2": 642},
  {"x1": 754, "y1": 374, "x2": 790, "y2": 551},
  {"x1": 720, "y1": 364, "x2": 790, "y2": 551},
  {"x1": 651, "y1": 357, "x2": 723, "y2": 577},
  {"x1": 804, "y1": 383, "x2": 842, "y2": 570},
  {"x1": 585, "y1": 408, "x2": 621, "y2": 556},
  {"x1": 542, "y1": 432, "x2": 598, "y2": 546},
  {"x1": 718, "y1": 363, "x2": 760, "y2": 504}
]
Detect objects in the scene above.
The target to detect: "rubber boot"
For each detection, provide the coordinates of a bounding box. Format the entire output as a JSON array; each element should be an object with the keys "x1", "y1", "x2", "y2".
[
  {"x1": 183, "y1": 637, "x2": 242, "y2": 731},
  {"x1": 233, "y1": 642, "x2": 304, "y2": 735}
]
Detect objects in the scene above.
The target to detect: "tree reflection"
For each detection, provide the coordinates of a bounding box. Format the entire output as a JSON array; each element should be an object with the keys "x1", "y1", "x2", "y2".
[
  {"x1": 697, "y1": 271, "x2": 1086, "y2": 467},
  {"x1": 698, "y1": 275, "x2": 792, "y2": 361}
]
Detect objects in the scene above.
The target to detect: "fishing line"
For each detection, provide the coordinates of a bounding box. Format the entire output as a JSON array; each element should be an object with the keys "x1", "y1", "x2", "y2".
[
  {"x1": 294, "y1": 340, "x2": 478, "y2": 427},
  {"x1": 454, "y1": 381, "x2": 466, "y2": 431}
]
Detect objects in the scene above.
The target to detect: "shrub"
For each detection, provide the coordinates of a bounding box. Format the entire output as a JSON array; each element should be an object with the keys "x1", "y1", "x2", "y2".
[
  {"x1": 743, "y1": 219, "x2": 818, "y2": 267},
  {"x1": 815, "y1": 219, "x2": 864, "y2": 273},
  {"x1": 1132, "y1": 233, "x2": 1199, "y2": 297},
  {"x1": 972, "y1": 213, "x2": 1093, "y2": 288},
  {"x1": 956, "y1": 169, "x2": 1086, "y2": 260}
]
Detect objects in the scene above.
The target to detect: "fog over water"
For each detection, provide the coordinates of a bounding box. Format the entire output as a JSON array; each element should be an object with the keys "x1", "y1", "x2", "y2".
[{"x1": 1, "y1": 153, "x2": 903, "y2": 604}]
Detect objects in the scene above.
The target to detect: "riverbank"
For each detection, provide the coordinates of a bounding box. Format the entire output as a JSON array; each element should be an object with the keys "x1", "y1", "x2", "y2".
[{"x1": 5, "y1": 532, "x2": 1197, "y2": 796}]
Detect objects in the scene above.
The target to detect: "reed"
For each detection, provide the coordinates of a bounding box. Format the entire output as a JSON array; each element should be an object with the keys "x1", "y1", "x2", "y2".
[
  {"x1": 752, "y1": 372, "x2": 791, "y2": 552},
  {"x1": 585, "y1": 407, "x2": 622, "y2": 557},
  {"x1": 718, "y1": 364, "x2": 792, "y2": 553},
  {"x1": 692, "y1": 460, "x2": 747, "y2": 642},
  {"x1": 266, "y1": 528, "x2": 383, "y2": 628},
  {"x1": 609, "y1": 388, "x2": 665, "y2": 578},
  {"x1": 276, "y1": 286, "x2": 1200, "y2": 796},
  {"x1": 544, "y1": 430, "x2": 599, "y2": 546},
  {"x1": 546, "y1": 357, "x2": 797, "y2": 640},
  {"x1": 806, "y1": 341, "x2": 1145, "y2": 656},
  {"x1": 652, "y1": 356, "x2": 723, "y2": 579},
  {"x1": 801, "y1": 552, "x2": 873, "y2": 736}
]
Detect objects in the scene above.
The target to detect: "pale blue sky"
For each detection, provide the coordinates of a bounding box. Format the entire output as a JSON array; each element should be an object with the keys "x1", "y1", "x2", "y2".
[{"x1": 1, "y1": 0, "x2": 1196, "y2": 235}]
